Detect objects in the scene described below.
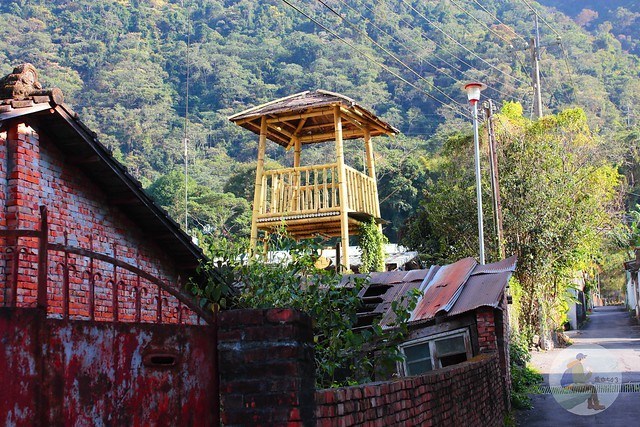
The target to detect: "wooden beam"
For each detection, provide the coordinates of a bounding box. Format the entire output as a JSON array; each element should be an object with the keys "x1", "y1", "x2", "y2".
[
  {"x1": 299, "y1": 128, "x2": 365, "y2": 144},
  {"x1": 109, "y1": 196, "x2": 139, "y2": 205},
  {"x1": 286, "y1": 117, "x2": 307, "y2": 150},
  {"x1": 67, "y1": 154, "x2": 100, "y2": 165},
  {"x1": 335, "y1": 106, "x2": 350, "y2": 272},
  {"x1": 250, "y1": 117, "x2": 268, "y2": 253},
  {"x1": 266, "y1": 107, "x2": 334, "y2": 124}
]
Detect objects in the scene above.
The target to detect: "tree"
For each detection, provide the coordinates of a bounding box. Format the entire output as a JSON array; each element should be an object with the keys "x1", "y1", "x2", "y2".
[{"x1": 403, "y1": 103, "x2": 622, "y2": 342}]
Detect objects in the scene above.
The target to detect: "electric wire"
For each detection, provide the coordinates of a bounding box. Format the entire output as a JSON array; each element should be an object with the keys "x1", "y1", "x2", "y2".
[
  {"x1": 467, "y1": 0, "x2": 528, "y2": 44},
  {"x1": 448, "y1": 0, "x2": 518, "y2": 47},
  {"x1": 316, "y1": 0, "x2": 467, "y2": 109},
  {"x1": 520, "y1": 0, "x2": 576, "y2": 100},
  {"x1": 338, "y1": 0, "x2": 514, "y2": 101},
  {"x1": 371, "y1": 0, "x2": 521, "y2": 101},
  {"x1": 398, "y1": 0, "x2": 530, "y2": 86},
  {"x1": 280, "y1": 0, "x2": 470, "y2": 119}
]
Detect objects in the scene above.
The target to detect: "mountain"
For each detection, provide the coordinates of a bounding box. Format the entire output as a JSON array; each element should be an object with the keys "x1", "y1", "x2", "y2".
[
  {"x1": 538, "y1": 0, "x2": 640, "y2": 54},
  {"x1": 0, "y1": 0, "x2": 638, "y2": 241}
]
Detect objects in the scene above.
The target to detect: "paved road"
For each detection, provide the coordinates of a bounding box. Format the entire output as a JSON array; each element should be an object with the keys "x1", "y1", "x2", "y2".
[{"x1": 516, "y1": 305, "x2": 640, "y2": 426}]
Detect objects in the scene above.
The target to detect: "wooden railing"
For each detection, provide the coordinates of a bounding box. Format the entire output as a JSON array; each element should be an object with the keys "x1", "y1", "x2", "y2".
[
  {"x1": 259, "y1": 163, "x2": 377, "y2": 218},
  {"x1": 344, "y1": 165, "x2": 378, "y2": 216}
]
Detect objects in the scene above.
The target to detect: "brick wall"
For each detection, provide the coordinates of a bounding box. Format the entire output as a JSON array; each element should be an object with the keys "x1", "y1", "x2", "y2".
[
  {"x1": 217, "y1": 309, "x2": 507, "y2": 426},
  {"x1": 218, "y1": 308, "x2": 316, "y2": 426},
  {"x1": 315, "y1": 354, "x2": 505, "y2": 427},
  {"x1": 476, "y1": 304, "x2": 511, "y2": 409},
  {"x1": 0, "y1": 122, "x2": 195, "y2": 323}
]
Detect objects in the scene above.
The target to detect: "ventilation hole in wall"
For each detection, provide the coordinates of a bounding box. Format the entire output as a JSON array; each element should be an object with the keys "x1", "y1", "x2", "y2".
[{"x1": 144, "y1": 353, "x2": 178, "y2": 367}]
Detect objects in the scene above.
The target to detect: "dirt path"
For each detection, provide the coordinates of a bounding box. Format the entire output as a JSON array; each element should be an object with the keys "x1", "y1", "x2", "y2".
[{"x1": 516, "y1": 305, "x2": 640, "y2": 426}]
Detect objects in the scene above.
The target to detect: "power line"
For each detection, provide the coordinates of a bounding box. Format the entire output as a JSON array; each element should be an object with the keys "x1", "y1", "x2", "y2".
[
  {"x1": 519, "y1": 0, "x2": 576, "y2": 101},
  {"x1": 373, "y1": 0, "x2": 523, "y2": 102},
  {"x1": 316, "y1": 0, "x2": 468, "y2": 110},
  {"x1": 448, "y1": 0, "x2": 518, "y2": 47},
  {"x1": 339, "y1": 0, "x2": 515, "y2": 101},
  {"x1": 466, "y1": 0, "x2": 528, "y2": 44},
  {"x1": 279, "y1": 0, "x2": 470, "y2": 119},
  {"x1": 398, "y1": 0, "x2": 530, "y2": 86},
  {"x1": 520, "y1": 0, "x2": 561, "y2": 39}
]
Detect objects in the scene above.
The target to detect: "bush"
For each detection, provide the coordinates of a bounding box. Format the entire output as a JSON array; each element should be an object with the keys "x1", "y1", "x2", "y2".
[
  {"x1": 509, "y1": 333, "x2": 542, "y2": 409},
  {"x1": 189, "y1": 231, "x2": 419, "y2": 388}
]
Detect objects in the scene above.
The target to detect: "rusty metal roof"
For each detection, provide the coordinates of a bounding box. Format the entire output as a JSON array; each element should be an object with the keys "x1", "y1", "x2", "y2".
[
  {"x1": 353, "y1": 256, "x2": 517, "y2": 329},
  {"x1": 410, "y1": 257, "x2": 477, "y2": 321},
  {"x1": 447, "y1": 256, "x2": 516, "y2": 317},
  {"x1": 228, "y1": 90, "x2": 398, "y2": 147}
]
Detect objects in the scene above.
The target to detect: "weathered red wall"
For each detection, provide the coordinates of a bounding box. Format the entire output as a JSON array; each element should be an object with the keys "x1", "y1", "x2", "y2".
[
  {"x1": 0, "y1": 122, "x2": 193, "y2": 322},
  {"x1": 315, "y1": 354, "x2": 505, "y2": 427},
  {"x1": 0, "y1": 307, "x2": 218, "y2": 426}
]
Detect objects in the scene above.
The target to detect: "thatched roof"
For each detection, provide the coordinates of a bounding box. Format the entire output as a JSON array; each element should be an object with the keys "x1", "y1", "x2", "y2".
[{"x1": 228, "y1": 90, "x2": 398, "y2": 147}]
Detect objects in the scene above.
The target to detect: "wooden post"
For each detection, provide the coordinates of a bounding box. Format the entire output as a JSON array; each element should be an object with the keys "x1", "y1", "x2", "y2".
[
  {"x1": 363, "y1": 129, "x2": 381, "y2": 219},
  {"x1": 334, "y1": 106, "x2": 350, "y2": 271},
  {"x1": 250, "y1": 117, "x2": 268, "y2": 253}
]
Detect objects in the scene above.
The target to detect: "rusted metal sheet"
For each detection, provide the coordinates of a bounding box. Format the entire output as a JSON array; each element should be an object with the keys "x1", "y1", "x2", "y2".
[
  {"x1": 0, "y1": 308, "x2": 218, "y2": 426},
  {"x1": 411, "y1": 257, "x2": 477, "y2": 321}
]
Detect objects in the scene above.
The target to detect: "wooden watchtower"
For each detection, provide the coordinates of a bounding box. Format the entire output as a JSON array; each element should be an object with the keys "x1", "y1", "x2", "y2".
[{"x1": 229, "y1": 90, "x2": 397, "y2": 271}]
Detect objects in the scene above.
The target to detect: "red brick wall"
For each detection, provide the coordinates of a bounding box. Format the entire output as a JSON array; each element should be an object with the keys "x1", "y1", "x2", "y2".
[
  {"x1": 0, "y1": 122, "x2": 194, "y2": 323},
  {"x1": 315, "y1": 354, "x2": 505, "y2": 427}
]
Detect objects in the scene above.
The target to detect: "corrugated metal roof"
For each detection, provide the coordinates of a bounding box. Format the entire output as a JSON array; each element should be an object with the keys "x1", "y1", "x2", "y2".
[
  {"x1": 410, "y1": 257, "x2": 477, "y2": 321},
  {"x1": 353, "y1": 256, "x2": 517, "y2": 330}
]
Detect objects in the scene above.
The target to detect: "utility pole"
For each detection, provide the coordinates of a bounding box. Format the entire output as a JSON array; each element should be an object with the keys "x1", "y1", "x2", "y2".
[
  {"x1": 484, "y1": 100, "x2": 505, "y2": 259},
  {"x1": 530, "y1": 14, "x2": 543, "y2": 119}
]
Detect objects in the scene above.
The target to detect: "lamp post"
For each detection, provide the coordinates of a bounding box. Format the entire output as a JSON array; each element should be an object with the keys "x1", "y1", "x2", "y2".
[{"x1": 463, "y1": 82, "x2": 487, "y2": 264}]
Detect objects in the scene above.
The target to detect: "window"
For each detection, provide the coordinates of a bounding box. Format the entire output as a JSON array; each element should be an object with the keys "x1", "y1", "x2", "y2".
[{"x1": 400, "y1": 329, "x2": 472, "y2": 376}]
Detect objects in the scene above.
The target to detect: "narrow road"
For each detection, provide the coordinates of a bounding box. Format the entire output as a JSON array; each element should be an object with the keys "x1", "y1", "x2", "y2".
[{"x1": 517, "y1": 305, "x2": 640, "y2": 426}]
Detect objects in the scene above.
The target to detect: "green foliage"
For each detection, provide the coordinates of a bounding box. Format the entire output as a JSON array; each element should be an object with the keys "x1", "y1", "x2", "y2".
[
  {"x1": 403, "y1": 107, "x2": 622, "y2": 341},
  {"x1": 359, "y1": 218, "x2": 387, "y2": 273},
  {"x1": 509, "y1": 332, "x2": 543, "y2": 409},
  {"x1": 2, "y1": 0, "x2": 639, "y2": 246},
  {"x1": 189, "y1": 231, "x2": 419, "y2": 388}
]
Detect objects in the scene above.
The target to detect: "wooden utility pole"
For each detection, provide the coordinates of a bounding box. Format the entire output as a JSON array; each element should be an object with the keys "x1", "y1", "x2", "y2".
[{"x1": 484, "y1": 100, "x2": 505, "y2": 259}]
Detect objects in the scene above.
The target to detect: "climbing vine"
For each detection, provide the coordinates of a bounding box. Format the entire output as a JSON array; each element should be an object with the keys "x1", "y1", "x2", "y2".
[{"x1": 359, "y1": 218, "x2": 388, "y2": 273}]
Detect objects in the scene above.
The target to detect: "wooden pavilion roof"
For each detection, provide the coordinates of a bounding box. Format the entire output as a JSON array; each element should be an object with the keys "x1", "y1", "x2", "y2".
[{"x1": 228, "y1": 90, "x2": 398, "y2": 147}]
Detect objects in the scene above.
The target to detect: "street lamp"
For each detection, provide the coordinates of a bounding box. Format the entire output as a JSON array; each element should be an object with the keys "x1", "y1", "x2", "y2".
[{"x1": 463, "y1": 82, "x2": 487, "y2": 264}]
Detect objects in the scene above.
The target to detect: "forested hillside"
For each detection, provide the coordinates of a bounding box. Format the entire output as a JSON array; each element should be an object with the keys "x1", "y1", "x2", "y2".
[{"x1": 1, "y1": 0, "x2": 639, "y2": 243}]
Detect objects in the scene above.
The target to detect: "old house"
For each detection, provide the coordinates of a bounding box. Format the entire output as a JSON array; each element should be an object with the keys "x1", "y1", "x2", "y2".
[
  {"x1": 0, "y1": 64, "x2": 218, "y2": 425},
  {"x1": 354, "y1": 255, "x2": 515, "y2": 387}
]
